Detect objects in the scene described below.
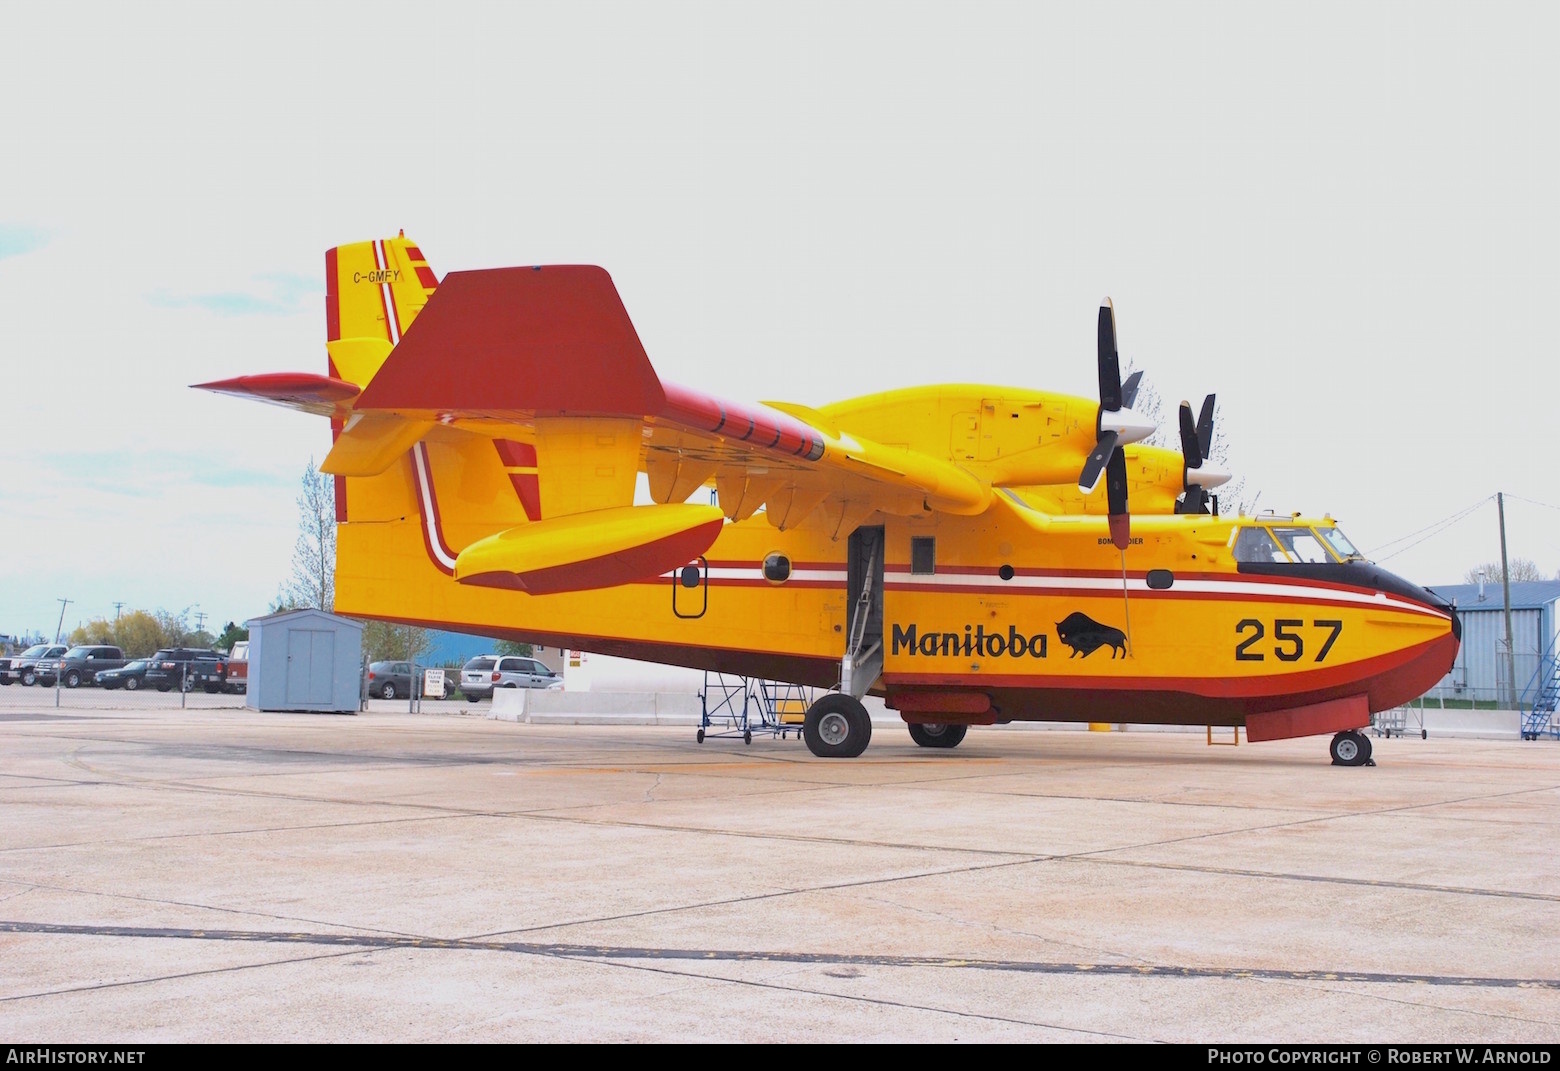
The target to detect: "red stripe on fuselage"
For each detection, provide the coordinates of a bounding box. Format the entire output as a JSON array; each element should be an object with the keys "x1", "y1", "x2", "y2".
[{"x1": 882, "y1": 629, "x2": 1457, "y2": 718}]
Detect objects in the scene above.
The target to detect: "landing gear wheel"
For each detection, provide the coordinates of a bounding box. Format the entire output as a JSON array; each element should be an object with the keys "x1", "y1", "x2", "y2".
[
  {"x1": 381, "y1": 683, "x2": 396, "y2": 701},
  {"x1": 1330, "y1": 730, "x2": 1373, "y2": 767},
  {"x1": 744, "y1": 730, "x2": 752, "y2": 745},
  {"x1": 908, "y1": 723, "x2": 968, "y2": 749},
  {"x1": 696, "y1": 728, "x2": 705, "y2": 743},
  {"x1": 803, "y1": 694, "x2": 872, "y2": 758}
]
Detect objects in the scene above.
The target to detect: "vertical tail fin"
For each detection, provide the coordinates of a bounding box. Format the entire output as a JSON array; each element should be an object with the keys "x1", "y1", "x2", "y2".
[
  {"x1": 322, "y1": 233, "x2": 438, "y2": 524},
  {"x1": 324, "y1": 233, "x2": 439, "y2": 387}
]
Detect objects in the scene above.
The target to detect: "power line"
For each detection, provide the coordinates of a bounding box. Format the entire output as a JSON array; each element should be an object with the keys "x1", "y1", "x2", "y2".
[
  {"x1": 1502, "y1": 493, "x2": 1560, "y2": 513},
  {"x1": 1368, "y1": 495, "x2": 1493, "y2": 559}
]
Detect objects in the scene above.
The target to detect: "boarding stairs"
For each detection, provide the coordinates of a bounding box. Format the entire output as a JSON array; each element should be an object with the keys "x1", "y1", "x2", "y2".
[{"x1": 1519, "y1": 632, "x2": 1560, "y2": 741}]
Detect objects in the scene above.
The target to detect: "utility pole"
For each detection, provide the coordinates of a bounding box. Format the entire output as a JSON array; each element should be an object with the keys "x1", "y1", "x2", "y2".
[
  {"x1": 54, "y1": 598, "x2": 71, "y2": 645},
  {"x1": 194, "y1": 609, "x2": 207, "y2": 634},
  {"x1": 113, "y1": 602, "x2": 124, "y2": 622},
  {"x1": 1498, "y1": 492, "x2": 1517, "y2": 709}
]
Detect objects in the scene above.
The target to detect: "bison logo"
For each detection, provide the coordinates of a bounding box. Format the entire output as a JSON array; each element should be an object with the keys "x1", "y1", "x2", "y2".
[{"x1": 1055, "y1": 611, "x2": 1127, "y2": 659}]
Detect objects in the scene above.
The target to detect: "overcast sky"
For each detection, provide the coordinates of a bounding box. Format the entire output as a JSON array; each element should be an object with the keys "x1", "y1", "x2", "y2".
[{"x1": 2, "y1": 1, "x2": 1557, "y2": 640}]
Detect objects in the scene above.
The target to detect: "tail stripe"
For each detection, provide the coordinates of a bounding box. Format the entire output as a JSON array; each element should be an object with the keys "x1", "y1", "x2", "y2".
[
  {"x1": 373, "y1": 240, "x2": 404, "y2": 345},
  {"x1": 411, "y1": 443, "x2": 458, "y2": 574}
]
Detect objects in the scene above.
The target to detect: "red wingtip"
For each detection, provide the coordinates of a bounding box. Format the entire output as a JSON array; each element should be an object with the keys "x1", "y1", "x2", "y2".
[{"x1": 193, "y1": 373, "x2": 360, "y2": 414}]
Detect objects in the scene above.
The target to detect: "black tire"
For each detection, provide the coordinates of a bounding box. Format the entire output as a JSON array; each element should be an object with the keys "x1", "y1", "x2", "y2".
[
  {"x1": 181, "y1": 676, "x2": 196, "y2": 693},
  {"x1": 803, "y1": 693, "x2": 872, "y2": 758},
  {"x1": 0, "y1": 677, "x2": 12, "y2": 686},
  {"x1": 125, "y1": 677, "x2": 139, "y2": 692},
  {"x1": 204, "y1": 683, "x2": 220, "y2": 694},
  {"x1": 21, "y1": 670, "x2": 36, "y2": 687},
  {"x1": 696, "y1": 728, "x2": 705, "y2": 743},
  {"x1": 1330, "y1": 730, "x2": 1372, "y2": 767},
  {"x1": 908, "y1": 723, "x2": 968, "y2": 749},
  {"x1": 744, "y1": 730, "x2": 752, "y2": 745},
  {"x1": 381, "y1": 683, "x2": 396, "y2": 701},
  {"x1": 157, "y1": 683, "x2": 171, "y2": 692},
  {"x1": 65, "y1": 670, "x2": 81, "y2": 689}
]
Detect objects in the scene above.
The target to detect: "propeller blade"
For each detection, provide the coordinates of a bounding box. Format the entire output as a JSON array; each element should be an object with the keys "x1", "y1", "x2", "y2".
[
  {"x1": 1120, "y1": 370, "x2": 1143, "y2": 410},
  {"x1": 1106, "y1": 448, "x2": 1131, "y2": 549},
  {"x1": 1177, "y1": 400, "x2": 1203, "y2": 469},
  {"x1": 1097, "y1": 300, "x2": 1122, "y2": 412},
  {"x1": 1176, "y1": 486, "x2": 1209, "y2": 515},
  {"x1": 1078, "y1": 429, "x2": 1118, "y2": 494},
  {"x1": 1196, "y1": 394, "x2": 1216, "y2": 458}
]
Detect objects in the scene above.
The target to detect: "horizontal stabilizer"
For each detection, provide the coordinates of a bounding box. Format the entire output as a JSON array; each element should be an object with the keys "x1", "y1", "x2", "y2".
[
  {"x1": 355, "y1": 265, "x2": 666, "y2": 416},
  {"x1": 322, "y1": 413, "x2": 437, "y2": 477},
  {"x1": 193, "y1": 373, "x2": 359, "y2": 416},
  {"x1": 454, "y1": 503, "x2": 724, "y2": 595}
]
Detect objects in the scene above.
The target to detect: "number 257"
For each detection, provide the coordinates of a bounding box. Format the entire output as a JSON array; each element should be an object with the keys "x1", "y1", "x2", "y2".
[{"x1": 1235, "y1": 619, "x2": 1343, "y2": 663}]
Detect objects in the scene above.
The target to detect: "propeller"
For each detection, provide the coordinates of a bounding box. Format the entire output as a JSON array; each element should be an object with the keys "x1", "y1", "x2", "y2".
[
  {"x1": 1174, "y1": 394, "x2": 1230, "y2": 515},
  {"x1": 1078, "y1": 299, "x2": 1156, "y2": 549}
]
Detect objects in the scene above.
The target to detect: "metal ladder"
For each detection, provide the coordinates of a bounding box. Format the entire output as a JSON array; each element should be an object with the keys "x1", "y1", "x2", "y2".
[
  {"x1": 1520, "y1": 633, "x2": 1560, "y2": 740},
  {"x1": 841, "y1": 539, "x2": 882, "y2": 699}
]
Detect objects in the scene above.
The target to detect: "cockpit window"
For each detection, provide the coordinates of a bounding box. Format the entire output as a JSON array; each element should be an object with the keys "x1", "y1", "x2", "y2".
[
  {"x1": 1319, "y1": 526, "x2": 1365, "y2": 561},
  {"x1": 1271, "y1": 527, "x2": 1333, "y2": 564},
  {"x1": 1232, "y1": 526, "x2": 1286, "y2": 563}
]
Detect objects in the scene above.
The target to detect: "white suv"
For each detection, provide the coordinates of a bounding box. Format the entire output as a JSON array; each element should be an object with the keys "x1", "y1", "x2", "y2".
[{"x1": 460, "y1": 655, "x2": 562, "y2": 700}]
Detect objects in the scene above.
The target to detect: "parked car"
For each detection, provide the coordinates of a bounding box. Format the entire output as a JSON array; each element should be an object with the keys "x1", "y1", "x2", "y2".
[
  {"x1": 5, "y1": 644, "x2": 67, "y2": 686},
  {"x1": 95, "y1": 659, "x2": 153, "y2": 691},
  {"x1": 364, "y1": 660, "x2": 414, "y2": 700},
  {"x1": 225, "y1": 640, "x2": 249, "y2": 694},
  {"x1": 459, "y1": 654, "x2": 562, "y2": 701},
  {"x1": 39, "y1": 645, "x2": 128, "y2": 688},
  {"x1": 143, "y1": 648, "x2": 228, "y2": 693}
]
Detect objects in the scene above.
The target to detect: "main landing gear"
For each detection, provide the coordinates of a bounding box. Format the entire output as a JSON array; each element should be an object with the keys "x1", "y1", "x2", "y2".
[
  {"x1": 803, "y1": 693, "x2": 873, "y2": 758},
  {"x1": 907, "y1": 723, "x2": 968, "y2": 749},
  {"x1": 1330, "y1": 730, "x2": 1374, "y2": 767}
]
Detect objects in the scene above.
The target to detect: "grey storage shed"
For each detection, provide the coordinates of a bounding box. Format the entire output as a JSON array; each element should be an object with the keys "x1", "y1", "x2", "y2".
[{"x1": 243, "y1": 609, "x2": 364, "y2": 713}]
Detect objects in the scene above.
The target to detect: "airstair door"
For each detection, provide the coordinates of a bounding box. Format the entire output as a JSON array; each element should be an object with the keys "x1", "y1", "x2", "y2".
[{"x1": 843, "y1": 525, "x2": 885, "y2": 697}]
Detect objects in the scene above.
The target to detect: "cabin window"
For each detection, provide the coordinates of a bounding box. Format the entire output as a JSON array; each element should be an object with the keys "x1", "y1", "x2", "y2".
[
  {"x1": 911, "y1": 537, "x2": 936, "y2": 575},
  {"x1": 1319, "y1": 526, "x2": 1365, "y2": 562},
  {"x1": 1232, "y1": 526, "x2": 1286, "y2": 563},
  {"x1": 762, "y1": 553, "x2": 791, "y2": 583},
  {"x1": 1146, "y1": 569, "x2": 1174, "y2": 589},
  {"x1": 1270, "y1": 527, "x2": 1332, "y2": 564}
]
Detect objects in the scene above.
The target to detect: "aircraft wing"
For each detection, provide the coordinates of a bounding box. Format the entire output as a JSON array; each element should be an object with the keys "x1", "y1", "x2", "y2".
[{"x1": 335, "y1": 265, "x2": 1069, "y2": 533}]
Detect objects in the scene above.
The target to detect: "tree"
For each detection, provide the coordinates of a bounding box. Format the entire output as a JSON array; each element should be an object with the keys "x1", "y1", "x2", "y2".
[
  {"x1": 284, "y1": 458, "x2": 335, "y2": 611},
  {"x1": 359, "y1": 620, "x2": 433, "y2": 663},
  {"x1": 215, "y1": 621, "x2": 249, "y2": 653},
  {"x1": 1464, "y1": 558, "x2": 1547, "y2": 585},
  {"x1": 114, "y1": 610, "x2": 168, "y2": 658},
  {"x1": 494, "y1": 640, "x2": 534, "y2": 657},
  {"x1": 63, "y1": 609, "x2": 180, "y2": 658}
]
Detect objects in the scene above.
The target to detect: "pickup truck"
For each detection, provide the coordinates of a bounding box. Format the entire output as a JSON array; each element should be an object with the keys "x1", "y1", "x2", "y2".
[
  {"x1": 39, "y1": 645, "x2": 128, "y2": 688},
  {"x1": 225, "y1": 640, "x2": 249, "y2": 694},
  {"x1": 6, "y1": 644, "x2": 69, "y2": 686}
]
